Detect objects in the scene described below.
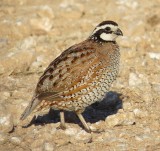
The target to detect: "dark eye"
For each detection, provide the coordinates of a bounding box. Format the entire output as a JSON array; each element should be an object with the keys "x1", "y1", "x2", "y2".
[{"x1": 105, "y1": 27, "x2": 111, "y2": 31}]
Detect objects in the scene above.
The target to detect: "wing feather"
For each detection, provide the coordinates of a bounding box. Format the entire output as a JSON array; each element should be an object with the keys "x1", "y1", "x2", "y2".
[{"x1": 20, "y1": 41, "x2": 98, "y2": 120}]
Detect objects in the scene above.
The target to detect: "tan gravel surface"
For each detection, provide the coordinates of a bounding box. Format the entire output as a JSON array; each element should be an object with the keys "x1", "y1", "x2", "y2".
[{"x1": 0, "y1": 0, "x2": 160, "y2": 150}]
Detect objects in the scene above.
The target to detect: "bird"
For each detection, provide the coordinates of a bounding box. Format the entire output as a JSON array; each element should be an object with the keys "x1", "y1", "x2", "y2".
[{"x1": 20, "y1": 20, "x2": 123, "y2": 132}]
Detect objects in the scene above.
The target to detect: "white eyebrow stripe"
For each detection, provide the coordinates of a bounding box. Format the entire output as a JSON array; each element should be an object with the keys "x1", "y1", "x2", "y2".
[{"x1": 91, "y1": 24, "x2": 117, "y2": 35}]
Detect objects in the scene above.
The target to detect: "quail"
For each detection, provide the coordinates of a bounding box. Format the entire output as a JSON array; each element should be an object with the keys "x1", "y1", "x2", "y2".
[{"x1": 20, "y1": 20, "x2": 123, "y2": 132}]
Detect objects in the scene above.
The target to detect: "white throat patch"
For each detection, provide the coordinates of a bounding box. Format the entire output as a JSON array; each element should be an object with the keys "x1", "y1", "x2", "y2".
[{"x1": 100, "y1": 32, "x2": 118, "y2": 41}]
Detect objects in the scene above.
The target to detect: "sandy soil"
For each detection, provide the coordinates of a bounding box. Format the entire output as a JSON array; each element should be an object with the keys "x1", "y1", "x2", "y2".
[{"x1": 0, "y1": 0, "x2": 160, "y2": 150}]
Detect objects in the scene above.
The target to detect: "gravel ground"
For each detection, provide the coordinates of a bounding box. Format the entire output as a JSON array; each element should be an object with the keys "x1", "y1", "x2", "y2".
[{"x1": 0, "y1": 0, "x2": 160, "y2": 150}]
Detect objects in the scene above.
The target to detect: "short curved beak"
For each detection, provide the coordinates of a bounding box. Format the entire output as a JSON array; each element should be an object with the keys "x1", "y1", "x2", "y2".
[{"x1": 115, "y1": 28, "x2": 123, "y2": 36}]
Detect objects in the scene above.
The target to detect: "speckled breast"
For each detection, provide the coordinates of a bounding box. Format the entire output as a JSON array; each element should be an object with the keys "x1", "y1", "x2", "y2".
[{"x1": 57, "y1": 51, "x2": 120, "y2": 111}]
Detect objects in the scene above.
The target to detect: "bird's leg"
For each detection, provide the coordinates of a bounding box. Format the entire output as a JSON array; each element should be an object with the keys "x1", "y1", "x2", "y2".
[
  {"x1": 76, "y1": 111, "x2": 91, "y2": 133},
  {"x1": 58, "y1": 111, "x2": 66, "y2": 130}
]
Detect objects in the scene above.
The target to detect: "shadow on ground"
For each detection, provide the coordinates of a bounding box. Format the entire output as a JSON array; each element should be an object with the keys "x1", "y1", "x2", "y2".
[{"x1": 23, "y1": 91, "x2": 123, "y2": 128}]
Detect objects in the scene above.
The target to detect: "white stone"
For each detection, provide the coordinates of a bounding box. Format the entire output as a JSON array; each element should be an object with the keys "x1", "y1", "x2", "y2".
[
  {"x1": 65, "y1": 127, "x2": 78, "y2": 136},
  {"x1": 43, "y1": 142, "x2": 55, "y2": 151},
  {"x1": 133, "y1": 108, "x2": 148, "y2": 118},
  {"x1": 148, "y1": 52, "x2": 160, "y2": 60},
  {"x1": 117, "y1": 0, "x2": 138, "y2": 9},
  {"x1": 106, "y1": 112, "x2": 135, "y2": 127},
  {"x1": 71, "y1": 130, "x2": 92, "y2": 144},
  {"x1": 0, "y1": 105, "x2": 13, "y2": 133},
  {"x1": 129, "y1": 72, "x2": 148, "y2": 86},
  {"x1": 30, "y1": 17, "x2": 53, "y2": 32},
  {"x1": 129, "y1": 73, "x2": 142, "y2": 86},
  {"x1": 10, "y1": 136, "x2": 22, "y2": 144}
]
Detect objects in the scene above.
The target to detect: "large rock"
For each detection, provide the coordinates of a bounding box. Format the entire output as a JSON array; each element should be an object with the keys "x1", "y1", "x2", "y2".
[
  {"x1": 29, "y1": 17, "x2": 53, "y2": 34},
  {"x1": 0, "y1": 37, "x2": 36, "y2": 75},
  {"x1": 105, "y1": 110, "x2": 136, "y2": 127}
]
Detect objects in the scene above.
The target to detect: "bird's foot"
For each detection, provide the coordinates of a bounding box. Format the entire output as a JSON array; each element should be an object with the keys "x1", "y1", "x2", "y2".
[{"x1": 57, "y1": 124, "x2": 66, "y2": 130}]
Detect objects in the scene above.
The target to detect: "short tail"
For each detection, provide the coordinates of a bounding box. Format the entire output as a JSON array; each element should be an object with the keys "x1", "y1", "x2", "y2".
[{"x1": 20, "y1": 96, "x2": 40, "y2": 120}]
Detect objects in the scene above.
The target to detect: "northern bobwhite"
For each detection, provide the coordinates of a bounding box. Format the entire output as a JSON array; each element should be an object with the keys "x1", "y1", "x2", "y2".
[{"x1": 20, "y1": 20, "x2": 123, "y2": 132}]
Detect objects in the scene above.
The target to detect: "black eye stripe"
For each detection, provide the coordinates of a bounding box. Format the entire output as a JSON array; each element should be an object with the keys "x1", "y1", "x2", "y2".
[
  {"x1": 92, "y1": 29, "x2": 112, "y2": 41},
  {"x1": 94, "y1": 29, "x2": 112, "y2": 35},
  {"x1": 105, "y1": 31, "x2": 112, "y2": 34}
]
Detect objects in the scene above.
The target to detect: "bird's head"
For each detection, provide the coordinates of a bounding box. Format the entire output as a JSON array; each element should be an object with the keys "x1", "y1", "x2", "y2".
[{"x1": 89, "y1": 20, "x2": 123, "y2": 42}]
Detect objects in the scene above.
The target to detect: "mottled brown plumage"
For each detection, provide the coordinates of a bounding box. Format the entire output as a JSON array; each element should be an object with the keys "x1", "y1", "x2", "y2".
[{"x1": 20, "y1": 20, "x2": 123, "y2": 132}]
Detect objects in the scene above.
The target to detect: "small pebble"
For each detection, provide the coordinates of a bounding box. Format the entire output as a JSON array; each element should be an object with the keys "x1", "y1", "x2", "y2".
[
  {"x1": 65, "y1": 127, "x2": 78, "y2": 136},
  {"x1": 43, "y1": 142, "x2": 55, "y2": 151},
  {"x1": 133, "y1": 108, "x2": 148, "y2": 118},
  {"x1": 70, "y1": 130, "x2": 92, "y2": 144},
  {"x1": 10, "y1": 136, "x2": 22, "y2": 145}
]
